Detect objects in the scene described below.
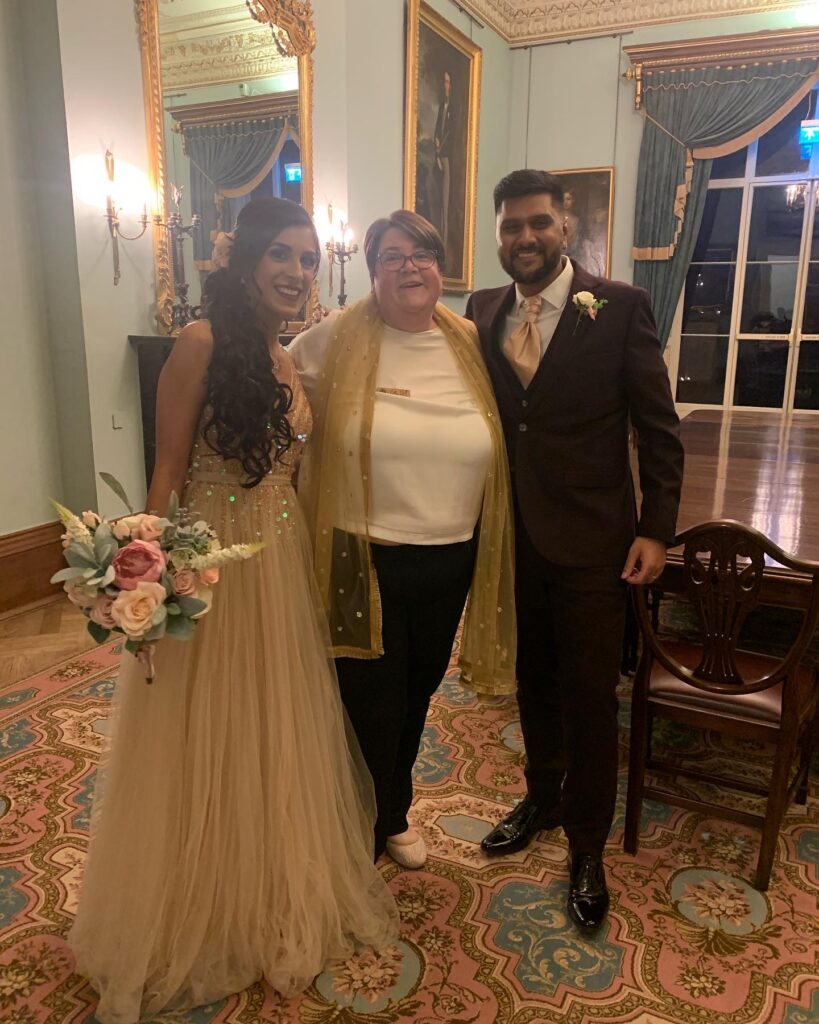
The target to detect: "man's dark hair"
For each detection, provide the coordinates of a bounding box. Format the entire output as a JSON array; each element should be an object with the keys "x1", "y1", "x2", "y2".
[{"x1": 493, "y1": 169, "x2": 565, "y2": 213}]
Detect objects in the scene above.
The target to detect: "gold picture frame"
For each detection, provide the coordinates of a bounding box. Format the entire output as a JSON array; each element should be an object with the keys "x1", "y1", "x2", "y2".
[
  {"x1": 135, "y1": 0, "x2": 316, "y2": 334},
  {"x1": 404, "y1": 0, "x2": 481, "y2": 294},
  {"x1": 550, "y1": 166, "x2": 615, "y2": 279}
]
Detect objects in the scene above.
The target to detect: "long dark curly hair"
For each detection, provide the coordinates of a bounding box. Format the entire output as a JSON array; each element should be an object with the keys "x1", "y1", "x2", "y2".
[{"x1": 202, "y1": 197, "x2": 319, "y2": 488}]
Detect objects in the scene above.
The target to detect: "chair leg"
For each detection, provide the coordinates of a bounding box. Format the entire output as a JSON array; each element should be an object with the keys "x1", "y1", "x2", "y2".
[
  {"x1": 795, "y1": 704, "x2": 818, "y2": 806},
  {"x1": 625, "y1": 669, "x2": 651, "y2": 855},
  {"x1": 755, "y1": 732, "x2": 798, "y2": 891}
]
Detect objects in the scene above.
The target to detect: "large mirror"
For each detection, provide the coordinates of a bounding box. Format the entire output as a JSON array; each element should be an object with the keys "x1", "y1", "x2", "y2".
[{"x1": 137, "y1": 0, "x2": 315, "y2": 333}]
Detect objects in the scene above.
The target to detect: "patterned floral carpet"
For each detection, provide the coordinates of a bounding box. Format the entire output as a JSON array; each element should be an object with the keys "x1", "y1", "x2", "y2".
[{"x1": 1, "y1": 637, "x2": 818, "y2": 1024}]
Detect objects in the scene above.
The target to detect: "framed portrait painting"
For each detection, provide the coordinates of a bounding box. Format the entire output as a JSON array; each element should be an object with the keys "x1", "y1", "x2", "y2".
[
  {"x1": 550, "y1": 167, "x2": 615, "y2": 279},
  {"x1": 404, "y1": 0, "x2": 481, "y2": 293}
]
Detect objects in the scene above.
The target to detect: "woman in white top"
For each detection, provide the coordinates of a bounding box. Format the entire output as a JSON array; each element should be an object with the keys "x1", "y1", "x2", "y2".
[{"x1": 290, "y1": 210, "x2": 516, "y2": 869}]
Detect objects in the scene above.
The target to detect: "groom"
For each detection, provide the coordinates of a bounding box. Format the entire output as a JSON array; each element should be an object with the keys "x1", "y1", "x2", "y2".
[{"x1": 465, "y1": 169, "x2": 683, "y2": 930}]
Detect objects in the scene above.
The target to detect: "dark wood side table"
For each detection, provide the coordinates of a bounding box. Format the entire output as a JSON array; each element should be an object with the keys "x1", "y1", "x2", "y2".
[
  {"x1": 129, "y1": 335, "x2": 175, "y2": 485},
  {"x1": 129, "y1": 331, "x2": 300, "y2": 485}
]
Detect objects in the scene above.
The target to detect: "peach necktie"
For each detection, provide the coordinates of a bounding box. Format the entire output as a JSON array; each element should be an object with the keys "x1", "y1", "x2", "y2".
[{"x1": 504, "y1": 294, "x2": 543, "y2": 387}]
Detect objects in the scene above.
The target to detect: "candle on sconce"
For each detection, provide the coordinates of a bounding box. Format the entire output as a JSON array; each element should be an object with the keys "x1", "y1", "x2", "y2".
[{"x1": 324, "y1": 201, "x2": 358, "y2": 309}]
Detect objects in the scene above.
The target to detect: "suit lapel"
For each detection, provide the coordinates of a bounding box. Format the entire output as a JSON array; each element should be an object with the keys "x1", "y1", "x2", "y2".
[
  {"x1": 476, "y1": 284, "x2": 519, "y2": 387},
  {"x1": 481, "y1": 284, "x2": 516, "y2": 357}
]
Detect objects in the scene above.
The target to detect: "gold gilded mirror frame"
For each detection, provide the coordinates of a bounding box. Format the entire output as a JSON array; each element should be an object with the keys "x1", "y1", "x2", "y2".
[{"x1": 136, "y1": 0, "x2": 316, "y2": 334}]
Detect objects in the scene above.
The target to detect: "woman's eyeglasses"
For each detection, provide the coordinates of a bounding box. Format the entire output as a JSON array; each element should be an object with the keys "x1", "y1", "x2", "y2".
[{"x1": 376, "y1": 249, "x2": 438, "y2": 272}]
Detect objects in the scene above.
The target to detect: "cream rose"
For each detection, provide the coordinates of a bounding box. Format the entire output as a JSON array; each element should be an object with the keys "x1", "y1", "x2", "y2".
[
  {"x1": 111, "y1": 581, "x2": 167, "y2": 638},
  {"x1": 81, "y1": 510, "x2": 101, "y2": 528},
  {"x1": 113, "y1": 513, "x2": 164, "y2": 542},
  {"x1": 574, "y1": 290, "x2": 595, "y2": 307}
]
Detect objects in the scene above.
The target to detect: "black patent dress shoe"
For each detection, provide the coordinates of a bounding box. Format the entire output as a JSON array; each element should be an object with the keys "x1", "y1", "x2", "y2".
[
  {"x1": 567, "y1": 852, "x2": 609, "y2": 930},
  {"x1": 480, "y1": 797, "x2": 561, "y2": 855}
]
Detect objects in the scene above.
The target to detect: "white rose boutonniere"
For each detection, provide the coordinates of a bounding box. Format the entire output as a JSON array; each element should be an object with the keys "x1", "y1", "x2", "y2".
[{"x1": 572, "y1": 290, "x2": 607, "y2": 334}]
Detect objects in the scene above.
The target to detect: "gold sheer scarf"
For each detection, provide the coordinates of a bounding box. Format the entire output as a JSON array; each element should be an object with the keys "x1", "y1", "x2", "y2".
[{"x1": 298, "y1": 295, "x2": 516, "y2": 696}]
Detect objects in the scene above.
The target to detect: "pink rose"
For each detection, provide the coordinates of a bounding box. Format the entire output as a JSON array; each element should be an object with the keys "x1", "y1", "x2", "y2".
[
  {"x1": 198, "y1": 567, "x2": 220, "y2": 586},
  {"x1": 112, "y1": 539, "x2": 166, "y2": 590},
  {"x1": 172, "y1": 569, "x2": 197, "y2": 596},
  {"x1": 587, "y1": 307, "x2": 597, "y2": 321},
  {"x1": 65, "y1": 581, "x2": 95, "y2": 609},
  {"x1": 89, "y1": 594, "x2": 117, "y2": 629},
  {"x1": 111, "y1": 581, "x2": 167, "y2": 639}
]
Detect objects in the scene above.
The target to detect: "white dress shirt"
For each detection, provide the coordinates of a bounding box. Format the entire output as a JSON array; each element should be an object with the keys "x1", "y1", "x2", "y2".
[{"x1": 502, "y1": 257, "x2": 575, "y2": 358}]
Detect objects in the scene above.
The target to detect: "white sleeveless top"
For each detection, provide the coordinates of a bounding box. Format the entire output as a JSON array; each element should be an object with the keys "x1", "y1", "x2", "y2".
[{"x1": 290, "y1": 312, "x2": 492, "y2": 545}]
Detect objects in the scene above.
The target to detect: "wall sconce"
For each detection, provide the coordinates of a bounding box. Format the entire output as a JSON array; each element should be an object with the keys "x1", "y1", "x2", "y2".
[
  {"x1": 165, "y1": 183, "x2": 201, "y2": 332},
  {"x1": 104, "y1": 149, "x2": 154, "y2": 286},
  {"x1": 324, "y1": 203, "x2": 358, "y2": 308}
]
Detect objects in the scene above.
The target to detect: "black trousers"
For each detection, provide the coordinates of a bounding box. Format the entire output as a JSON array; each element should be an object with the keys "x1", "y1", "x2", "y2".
[
  {"x1": 335, "y1": 538, "x2": 476, "y2": 858},
  {"x1": 515, "y1": 517, "x2": 627, "y2": 856}
]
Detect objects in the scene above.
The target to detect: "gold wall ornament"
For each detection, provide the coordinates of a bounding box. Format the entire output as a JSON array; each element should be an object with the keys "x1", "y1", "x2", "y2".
[
  {"x1": 136, "y1": 0, "x2": 174, "y2": 333},
  {"x1": 623, "y1": 26, "x2": 819, "y2": 108},
  {"x1": 245, "y1": 0, "x2": 316, "y2": 58},
  {"x1": 443, "y1": 0, "x2": 807, "y2": 46},
  {"x1": 135, "y1": 0, "x2": 316, "y2": 334},
  {"x1": 404, "y1": 0, "x2": 482, "y2": 294}
]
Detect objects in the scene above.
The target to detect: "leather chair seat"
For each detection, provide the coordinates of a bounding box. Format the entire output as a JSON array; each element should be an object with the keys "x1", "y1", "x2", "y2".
[{"x1": 647, "y1": 642, "x2": 812, "y2": 723}]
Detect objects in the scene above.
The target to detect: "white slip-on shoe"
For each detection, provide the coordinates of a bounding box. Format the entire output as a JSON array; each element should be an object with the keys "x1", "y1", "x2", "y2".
[{"x1": 386, "y1": 830, "x2": 427, "y2": 869}]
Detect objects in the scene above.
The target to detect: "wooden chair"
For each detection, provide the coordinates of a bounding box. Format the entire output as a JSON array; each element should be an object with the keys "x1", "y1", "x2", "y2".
[{"x1": 624, "y1": 520, "x2": 819, "y2": 890}]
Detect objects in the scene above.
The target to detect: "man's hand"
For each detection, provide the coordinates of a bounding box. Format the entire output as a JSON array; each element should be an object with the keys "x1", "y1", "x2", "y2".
[{"x1": 621, "y1": 537, "x2": 667, "y2": 586}]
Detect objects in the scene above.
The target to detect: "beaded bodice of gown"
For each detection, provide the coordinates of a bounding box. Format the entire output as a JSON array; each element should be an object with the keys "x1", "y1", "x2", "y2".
[{"x1": 186, "y1": 370, "x2": 312, "y2": 533}]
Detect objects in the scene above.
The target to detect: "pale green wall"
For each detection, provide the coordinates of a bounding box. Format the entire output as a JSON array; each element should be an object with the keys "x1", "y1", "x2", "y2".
[
  {"x1": 507, "y1": 7, "x2": 810, "y2": 286},
  {"x1": 0, "y1": 1, "x2": 64, "y2": 533},
  {"x1": 56, "y1": 0, "x2": 154, "y2": 518},
  {"x1": 312, "y1": 0, "x2": 513, "y2": 314},
  {"x1": 18, "y1": 0, "x2": 96, "y2": 518}
]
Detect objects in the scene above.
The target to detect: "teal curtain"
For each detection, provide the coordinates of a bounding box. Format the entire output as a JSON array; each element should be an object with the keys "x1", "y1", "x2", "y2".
[
  {"x1": 183, "y1": 114, "x2": 296, "y2": 263},
  {"x1": 633, "y1": 59, "x2": 819, "y2": 348}
]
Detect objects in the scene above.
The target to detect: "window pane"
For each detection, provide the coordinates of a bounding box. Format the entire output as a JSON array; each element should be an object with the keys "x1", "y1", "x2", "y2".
[
  {"x1": 755, "y1": 93, "x2": 811, "y2": 177},
  {"x1": 746, "y1": 185, "x2": 805, "y2": 261},
  {"x1": 740, "y1": 263, "x2": 797, "y2": 334},
  {"x1": 682, "y1": 264, "x2": 734, "y2": 334},
  {"x1": 803, "y1": 264, "x2": 819, "y2": 335},
  {"x1": 810, "y1": 190, "x2": 819, "y2": 262},
  {"x1": 733, "y1": 340, "x2": 788, "y2": 407},
  {"x1": 794, "y1": 342, "x2": 819, "y2": 409},
  {"x1": 710, "y1": 147, "x2": 747, "y2": 180},
  {"x1": 692, "y1": 189, "x2": 743, "y2": 261},
  {"x1": 676, "y1": 336, "x2": 728, "y2": 404}
]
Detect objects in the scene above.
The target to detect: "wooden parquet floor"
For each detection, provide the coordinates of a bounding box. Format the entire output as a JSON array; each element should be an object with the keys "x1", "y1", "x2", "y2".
[{"x1": 0, "y1": 596, "x2": 96, "y2": 689}]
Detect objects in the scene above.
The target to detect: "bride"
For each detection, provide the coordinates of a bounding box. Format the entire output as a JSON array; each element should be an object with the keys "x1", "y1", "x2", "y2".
[{"x1": 68, "y1": 197, "x2": 398, "y2": 1023}]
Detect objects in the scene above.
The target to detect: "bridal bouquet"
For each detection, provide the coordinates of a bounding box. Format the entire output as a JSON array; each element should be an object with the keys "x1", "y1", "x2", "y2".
[{"x1": 51, "y1": 474, "x2": 262, "y2": 681}]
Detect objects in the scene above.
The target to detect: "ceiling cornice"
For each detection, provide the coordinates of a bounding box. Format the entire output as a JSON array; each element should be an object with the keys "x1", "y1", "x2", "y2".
[{"x1": 452, "y1": 0, "x2": 807, "y2": 46}]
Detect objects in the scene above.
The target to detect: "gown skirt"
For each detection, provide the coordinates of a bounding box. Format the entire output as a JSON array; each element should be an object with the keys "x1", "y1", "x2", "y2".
[{"x1": 68, "y1": 414, "x2": 398, "y2": 1023}]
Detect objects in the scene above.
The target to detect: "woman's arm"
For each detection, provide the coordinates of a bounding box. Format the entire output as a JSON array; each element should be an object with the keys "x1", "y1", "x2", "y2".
[
  {"x1": 287, "y1": 309, "x2": 342, "y2": 408},
  {"x1": 145, "y1": 320, "x2": 213, "y2": 515}
]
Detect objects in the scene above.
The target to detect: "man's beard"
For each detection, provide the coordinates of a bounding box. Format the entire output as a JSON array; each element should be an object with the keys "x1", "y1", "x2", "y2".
[{"x1": 499, "y1": 244, "x2": 561, "y2": 285}]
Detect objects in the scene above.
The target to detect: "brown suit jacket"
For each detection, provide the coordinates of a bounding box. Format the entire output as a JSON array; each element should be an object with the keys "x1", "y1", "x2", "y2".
[{"x1": 465, "y1": 263, "x2": 684, "y2": 567}]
